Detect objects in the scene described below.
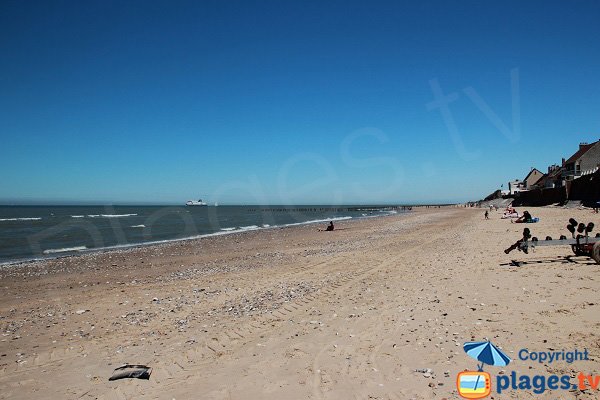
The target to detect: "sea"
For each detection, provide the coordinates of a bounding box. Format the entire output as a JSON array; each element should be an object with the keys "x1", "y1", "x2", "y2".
[{"x1": 0, "y1": 205, "x2": 406, "y2": 265}]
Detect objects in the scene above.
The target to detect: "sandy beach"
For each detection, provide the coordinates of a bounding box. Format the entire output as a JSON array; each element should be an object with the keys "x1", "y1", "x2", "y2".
[{"x1": 1, "y1": 207, "x2": 599, "y2": 399}]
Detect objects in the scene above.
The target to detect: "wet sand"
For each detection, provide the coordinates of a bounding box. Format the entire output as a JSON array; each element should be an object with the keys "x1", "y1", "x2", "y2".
[{"x1": 1, "y1": 207, "x2": 599, "y2": 399}]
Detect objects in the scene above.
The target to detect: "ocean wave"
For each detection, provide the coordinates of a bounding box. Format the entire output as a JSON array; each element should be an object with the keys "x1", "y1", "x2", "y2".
[
  {"x1": 358, "y1": 209, "x2": 401, "y2": 219},
  {"x1": 239, "y1": 225, "x2": 260, "y2": 230},
  {"x1": 0, "y1": 210, "x2": 408, "y2": 266},
  {"x1": 130, "y1": 224, "x2": 146, "y2": 228},
  {"x1": 56, "y1": 218, "x2": 353, "y2": 254},
  {"x1": 78, "y1": 213, "x2": 138, "y2": 218},
  {"x1": 0, "y1": 217, "x2": 42, "y2": 222},
  {"x1": 220, "y1": 225, "x2": 263, "y2": 232},
  {"x1": 283, "y1": 216, "x2": 353, "y2": 227},
  {"x1": 43, "y1": 246, "x2": 87, "y2": 255}
]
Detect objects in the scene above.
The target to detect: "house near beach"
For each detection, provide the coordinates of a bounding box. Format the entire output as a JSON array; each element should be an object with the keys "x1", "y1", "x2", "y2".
[
  {"x1": 505, "y1": 139, "x2": 600, "y2": 195},
  {"x1": 507, "y1": 168, "x2": 544, "y2": 194},
  {"x1": 527, "y1": 141, "x2": 600, "y2": 190},
  {"x1": 502, "y1": 139, "x2": 600, "y2": 206},
  {"x1": 523, "y1": 168, "x2": 544, "y2": 189},
  {"x1": 507, "y1": 179, "x2": 525, "y2": 195},
  {"x1": 531, "y1": 164, "x2": 563, "y2": 189},
  {"x1": 562, "y1": 140, "x2": 600, "y2": 180}
]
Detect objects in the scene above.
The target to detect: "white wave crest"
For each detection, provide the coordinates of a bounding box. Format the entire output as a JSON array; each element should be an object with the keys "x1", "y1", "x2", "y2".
[
  {"x1": 71, "y1": 215, "x2": 85, "y2": 218},
  {"x1": 0, "y1": 217, "x2": 42, "y2": 222},
  {"x1": 130, "y1": 224, "x2": 146, "y2": 228},
  {"x1": 239, "y1": 225, "x2": 260, "y2": 230},
  {"x1": 101, "y1": 214, "x2": 138, "y2": 218},
  {"x1": 43, "y1": 246, "x2": 87, "y2": 255},
  {"x1": 283, "y1": 216, "x2": 352, "y2": 227}
]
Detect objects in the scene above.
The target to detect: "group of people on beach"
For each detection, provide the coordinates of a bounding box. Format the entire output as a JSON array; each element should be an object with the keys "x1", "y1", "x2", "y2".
[
  {"x1": 501, "y1": 206, "x2": 519, "y2": 219},
  {"x1": 485, "y1": 206, "x2": 535, "y2": 223}
]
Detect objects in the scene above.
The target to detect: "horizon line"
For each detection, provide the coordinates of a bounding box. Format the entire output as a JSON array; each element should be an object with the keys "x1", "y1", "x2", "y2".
[{"x1": 0, "y1": 202, "x2": 459, "y2": 207}]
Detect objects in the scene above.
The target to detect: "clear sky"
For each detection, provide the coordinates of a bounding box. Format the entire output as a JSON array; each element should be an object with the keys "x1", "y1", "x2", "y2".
[{"x1": 1, "y1": 0, "x2": 599, "y2": 205}]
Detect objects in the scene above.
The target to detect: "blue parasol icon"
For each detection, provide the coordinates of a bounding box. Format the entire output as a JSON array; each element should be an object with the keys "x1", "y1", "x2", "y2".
[
  {"x1": 464, "y1": 341, "x2": 511, "y2": 369},
  {"x1": 463, "y1": 341, "x2": 511, "y2": 391}
]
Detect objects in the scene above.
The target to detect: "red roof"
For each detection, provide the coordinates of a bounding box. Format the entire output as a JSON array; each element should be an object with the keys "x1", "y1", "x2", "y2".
[{"x1": 565, "y1": 143, "x2": 596, "y2": 164}]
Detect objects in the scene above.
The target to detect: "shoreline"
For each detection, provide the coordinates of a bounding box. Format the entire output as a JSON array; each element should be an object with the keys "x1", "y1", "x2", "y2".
[{"x1": 0, "y1": 211, "x2": 402, "y2": 269}]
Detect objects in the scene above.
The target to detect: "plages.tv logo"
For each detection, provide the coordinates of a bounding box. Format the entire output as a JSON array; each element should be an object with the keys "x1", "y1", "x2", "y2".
[{"x1": 456, "y1": 340, "x2": 511, "y2": 399}]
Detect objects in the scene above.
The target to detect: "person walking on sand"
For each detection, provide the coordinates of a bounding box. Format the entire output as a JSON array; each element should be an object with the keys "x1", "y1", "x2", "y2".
[{"x1": 484, "y1": 210, "x2": 489, "y2": 220}]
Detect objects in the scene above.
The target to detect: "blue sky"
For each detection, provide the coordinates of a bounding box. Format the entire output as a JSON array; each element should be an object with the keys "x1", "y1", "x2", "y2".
[{"x1": 1, "y1": 0, "x2": 599, "y2": 204}]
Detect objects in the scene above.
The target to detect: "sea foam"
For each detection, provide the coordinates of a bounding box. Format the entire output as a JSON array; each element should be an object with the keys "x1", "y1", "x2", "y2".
[
  {"x1": 282, "y1": 216, "x2": 352, "y2": 227},
  {"x1": 239, "y1": 225, "x2": 260, "y2": 230},
  {"x1": 43, "y1": 246, "x2": 87, "y2": 254},
  {"x1": 0, "y1": 217, "x2": 42, "y2": 222}
]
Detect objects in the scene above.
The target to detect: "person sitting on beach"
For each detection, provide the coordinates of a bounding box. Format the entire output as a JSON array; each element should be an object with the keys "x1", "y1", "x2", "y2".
[
  {"x1": 325, "y1": 221, "x2": 334, "y2": 231},
  {"x1": 514, "y1": 210, "x2": 533, "y2": 223}
]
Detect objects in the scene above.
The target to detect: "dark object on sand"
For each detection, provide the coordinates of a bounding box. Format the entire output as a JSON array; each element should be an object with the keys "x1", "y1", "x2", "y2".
[
  {"x1": 109, "y1": 364, "x2": 152, "y2": 381},
  {"x1": 325, "y1": 221, "x2": 334, "y2": 231},
  {"x1": 504, "y1": 228, "x2": 531, "y2": 254},
  {"x1": 587, "y1": 223, "x2": 595, "y2": 233},
  {"x1": 504, "y1": 219, "x2": 600, "y2": 263}
]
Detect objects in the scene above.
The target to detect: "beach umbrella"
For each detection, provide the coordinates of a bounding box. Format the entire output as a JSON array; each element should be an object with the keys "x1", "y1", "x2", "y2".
[{"x1": 463, "y1": 341, "x2": 511, "y2": 368}]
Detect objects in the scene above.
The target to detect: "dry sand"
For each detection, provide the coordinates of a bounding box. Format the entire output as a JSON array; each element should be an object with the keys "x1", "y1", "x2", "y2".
[{"x1": 0, "y1": 207, "x2": 599, "y2": 399}]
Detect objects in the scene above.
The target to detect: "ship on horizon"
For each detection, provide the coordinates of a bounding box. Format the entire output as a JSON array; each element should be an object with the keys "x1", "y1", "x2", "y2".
[{"x1": 185, "y1": 199, "x2": 207, "y2": 206}]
